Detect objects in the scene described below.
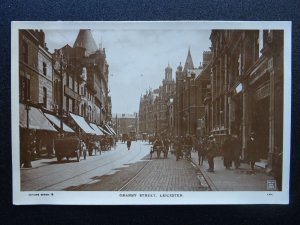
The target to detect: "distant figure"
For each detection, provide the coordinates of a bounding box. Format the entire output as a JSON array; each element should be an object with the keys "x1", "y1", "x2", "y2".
[
  {"x1": 80, "y1": 140, "x2": 87, "y2": 160},
  {"x1": 206, "y1": 135, "x2": 218, "y2": 172},
  {"x1": 231, "y1": 134, "x2": 241, "y2": 169},
  {"x1": 247, "y1": 131, "x2": 258, "y2": 171},
  {"x1": 222, "y1": 134, "x2": 233, "y2": 169},
  {"x1": 173, "y1": 137, "x2": 183, "y2": 161},
  {"x1": 196, "y1": 136, "x2": 205, "y2": 166},
  {"x1": 153, "y1": 136, "x2": 164, "y2": 158},
  {"x1": 127, "y1": 137, "x2": 132, "y2": 150}
]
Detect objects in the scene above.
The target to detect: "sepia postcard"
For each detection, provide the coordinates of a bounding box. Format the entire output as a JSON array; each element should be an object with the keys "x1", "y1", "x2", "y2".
[{"x1": 11, "y1": 21, "x2": 291, "y2": 205}]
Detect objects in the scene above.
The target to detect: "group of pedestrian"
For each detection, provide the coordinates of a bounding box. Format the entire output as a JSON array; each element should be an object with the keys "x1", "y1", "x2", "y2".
[
  {"x1": 194, "y1": 135, "x2": 218, "y2": 172},
  {"x1": 151, "y1": 136, "x2": 171, "y2": 158},
  {"x1": 222, "y1": 133, "x2": 240, "y2": 169},
  {"x1": 221, "y1": 131, "x2": 259, "y2": 172},
  {"x1": 173, "y1": 135, "x2": 202, "y2": 161},
  {"x1": 146, "y1": 130, "x2": 259, "y2": 173}
]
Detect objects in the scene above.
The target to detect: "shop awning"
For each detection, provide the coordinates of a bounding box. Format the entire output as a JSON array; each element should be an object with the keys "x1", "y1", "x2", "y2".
[
  {"x1": 98, "y1": 126, "x2": 111, "y2": 135},
  {"x1": 44, "y1": 113, "x2": 75, "y2": 133},
  {"x1": 69, "y1": 113, "x2": 97, "y2": 134},
  {"x1": 89, "y1": 123, "x2": 104, "y2": 135},
  {"x1": 104, "y1": 125, "x2": 114, "y2": 135},
  {"x1": 19, "y1": 103, "x2": 57, "y2": 132},
  {"x1": 105, "y1": 124, "x2": 116, "y2": 135}
]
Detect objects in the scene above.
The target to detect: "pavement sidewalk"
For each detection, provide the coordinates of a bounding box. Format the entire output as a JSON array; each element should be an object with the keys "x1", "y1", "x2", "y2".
[{"x1": 190, "y1": 152, "x2": 275, "y2": 191}]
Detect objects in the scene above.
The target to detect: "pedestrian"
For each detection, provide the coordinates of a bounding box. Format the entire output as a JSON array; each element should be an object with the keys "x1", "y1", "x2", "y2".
[
  {"x1": 231, "y1": 134, "x2": 241, "y2": 169},
  {"x1": 81, "y1": 140, "x2": 87, "y2": 160},
  {"x1": 163, "y1": 137, "x2": 170, "y2": 158},
  {"x1": 196, "y1": 136, "x2": 204, "y2": 166},
  {"x1": 206, "y1": 135, "x2": 218, "y2": 172},
  {"x1": 184, "y1": 135, "x2": 193, "y2": 159},
  {"x1": 222, "y1": 134, "x2": 233, "y2": 169},
  {"x1": 173, "y1": 137, "x2": 182, "y2": 161},
  {"x1": 247, "y1": 131, "x2": 258, "y2": 171},
  {"x1": 127, "y1": 137, "x2": 132, "y2": 150},
  {"x1": 153, "y1": 136, "x2": 164, "y2": 158}
]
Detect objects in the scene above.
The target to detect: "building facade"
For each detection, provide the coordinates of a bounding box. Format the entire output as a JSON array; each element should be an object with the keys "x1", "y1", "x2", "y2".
[
  {"x1": 174, "y1": 49, "x2": 211, "y2": 137},
  {"x1": 112, "y1": 113, "x2": 138, "y2": 137},
  {"x1": 139, "y1": 64, "x2": 175, "y2": 136},
  {"x1": 19, "y1": 30, "x2": 53, "y2": 110},
  {"x1": 52, "y1": 29, "x2": 111, "y2": 127},
  {"x1": 208, "y1": 30, "x2": 283, "y2": 175}
]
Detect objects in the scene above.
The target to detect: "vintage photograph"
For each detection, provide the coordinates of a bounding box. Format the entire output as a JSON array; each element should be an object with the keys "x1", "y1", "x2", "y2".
[{"x1": 12, "y1": 21, "x2": 291, "y2": 204}]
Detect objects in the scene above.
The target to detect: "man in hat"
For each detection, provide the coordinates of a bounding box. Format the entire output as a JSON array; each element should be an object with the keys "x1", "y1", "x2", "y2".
[
  {"x1": 247, "y1": 131, "x2": 258, "y2": 171},
  {"x1": 206, "y1": 135, "x2": 218, "y2": 172}
]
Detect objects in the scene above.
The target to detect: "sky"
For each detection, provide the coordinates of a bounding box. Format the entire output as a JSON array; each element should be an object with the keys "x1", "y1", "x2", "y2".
[{"x1": 44, "y1": 27, "x2": 211, "y2": 114}]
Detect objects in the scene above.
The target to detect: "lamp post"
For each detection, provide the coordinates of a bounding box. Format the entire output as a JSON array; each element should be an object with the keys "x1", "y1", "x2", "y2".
[
  {"x1": 54, "y1": 49, "x2": 67, "y2": 137},
  {"x1": 154, "y1": 114, "x2": 157, "y2": 135},
  {"x1": 24, "y1": 99, "x2": 32, "y2": 168}
]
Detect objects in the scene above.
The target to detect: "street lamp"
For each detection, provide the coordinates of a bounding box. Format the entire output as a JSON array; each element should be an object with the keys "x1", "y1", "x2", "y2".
[
  {"x1": 54, "y1": 49, "x2": 67, "y2": 137},
  {"x1": 24, "y1": 99, "x2": 32, "y2": 168},
  {"x1": 154, "y1": 114, "x2": 158, "y2": 135}
]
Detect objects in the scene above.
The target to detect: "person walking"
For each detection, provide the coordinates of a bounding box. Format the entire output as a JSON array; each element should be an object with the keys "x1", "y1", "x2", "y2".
[
  {"x1": 163, "y1": 137, "x2": 170, "y2": 158},
  {"x1": 173, "y1": 137, "x2": 182, "y2": 161},
  {"x1": 184, "y1": 135, "x2": 193, "y2": 159},
  {"x1": 206, "y1": 135, "x2": 218, "y2": 172},
  {"x1": 81, "y1": 140, "x2": 87, "y2": 160},
  {"x1": 196, "y1": 137, "x2": 205, "y2": 166},
  {"x1": 247, "y1": 131, "x2": 258, "y2": 171},
  {"x1": 127, "y1": 137, "x2": 132, "y2": 150},
  {"x1": 153, "y1": 136, "x2": 164, "y2": 158},
  {"x1": 232, "y1": 134, "x2": 241, "y2": 169},
  {"x1": 222, "y1": 134, "x2": 233, "y2": 169}
]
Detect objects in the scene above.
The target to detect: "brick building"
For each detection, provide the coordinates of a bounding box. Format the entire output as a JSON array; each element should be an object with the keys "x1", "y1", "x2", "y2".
[
  {"x1": 174, "y1": 49, "x2": 211, "y2": 137},
  {"x1": 208, "y1": 30, "x2": 283, "y2": 177},
  {"x1": 52, "y1": 29, "x2": 111, "y2": 127},
  {"x1": 139, "y1": 64, "x2": 175, "y2": 136},
  {"x1": 19, "y1": 30, "x2": 53, "y2": 109}
]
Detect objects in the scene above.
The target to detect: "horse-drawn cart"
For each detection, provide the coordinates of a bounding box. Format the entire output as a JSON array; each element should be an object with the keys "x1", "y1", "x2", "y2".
[
  {"x1": 54, "y1": 136, "x2": 81, "y2": 162},
  {"x1": 150, "y1": 146, "x2": 168, "y2": 159}
]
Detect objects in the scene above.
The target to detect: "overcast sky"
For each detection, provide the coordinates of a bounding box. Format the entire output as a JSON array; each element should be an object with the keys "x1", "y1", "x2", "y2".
[{"x1": 44, "y1": 28, "x2": 211, "y2": 114}]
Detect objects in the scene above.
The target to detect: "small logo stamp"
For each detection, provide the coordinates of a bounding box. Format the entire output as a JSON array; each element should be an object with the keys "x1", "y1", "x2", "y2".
[{"x1": 267, "y1": 180, "x2": 277, "y2": 191}]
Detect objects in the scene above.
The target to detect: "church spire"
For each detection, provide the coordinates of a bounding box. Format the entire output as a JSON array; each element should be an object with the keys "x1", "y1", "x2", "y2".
[{"x1": 183, "y1": 48, "x2": 194, "y2": 71}]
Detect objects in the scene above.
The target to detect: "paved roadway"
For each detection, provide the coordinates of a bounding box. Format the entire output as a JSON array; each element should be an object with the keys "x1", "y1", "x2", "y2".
[
  {"x1": 21, "y1": 141, "x2": 150, "y2": 191},
  {"x1": 21, "y1": 140, "x2": 210, "y2": 192}
]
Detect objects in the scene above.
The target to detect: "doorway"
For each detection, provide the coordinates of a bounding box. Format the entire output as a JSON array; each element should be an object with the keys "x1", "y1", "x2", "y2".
[{"x1": 252, "y1": 97, "x2": 269, "y2": 159}]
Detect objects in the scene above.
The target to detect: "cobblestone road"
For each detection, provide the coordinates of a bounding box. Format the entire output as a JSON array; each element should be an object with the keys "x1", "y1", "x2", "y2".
[{"x1": 120, "y1": 154, "x2": 210, "y2": 191}]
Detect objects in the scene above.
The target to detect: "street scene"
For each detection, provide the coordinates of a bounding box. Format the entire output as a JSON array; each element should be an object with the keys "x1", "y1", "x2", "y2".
[
  {"x1": 16, "y1": 23, "x2": 285, "y2": 195},
  {"x1": 21, "y1": 140, "x2": 270, "y2": 192}
]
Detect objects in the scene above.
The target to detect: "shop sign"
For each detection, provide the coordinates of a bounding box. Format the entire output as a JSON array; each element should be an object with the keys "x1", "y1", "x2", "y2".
[{"x1": 65, "y1": 86, "x2": 81, "y2": 101}]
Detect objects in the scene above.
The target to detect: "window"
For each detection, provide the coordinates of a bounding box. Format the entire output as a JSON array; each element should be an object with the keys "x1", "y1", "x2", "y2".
[
  {"x1": 23, "y1": 40, "x2": 28, "y2": 64},
  {"x1": 43, "y1": 62, "x2": 47, "y2": 76},
  {"x1": 20, "y1": 75, "x2": 30, "y2": 102},
  {"x1": 43, "y1": 87, "x2": 47, "y2": 108},
  {"x1": 89, "y1": 106, "x2": 92, "y2": 121},
  {"x1": 69, "y1": 98, "x2": 73, "y2": 113}
]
